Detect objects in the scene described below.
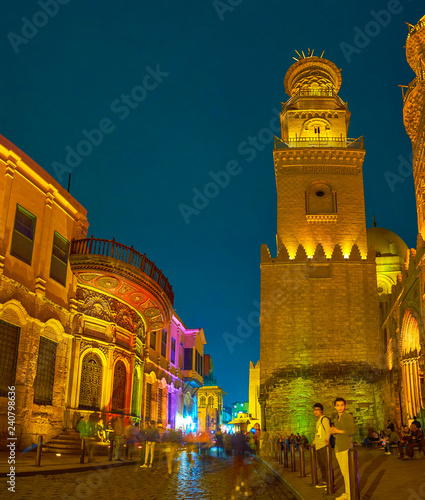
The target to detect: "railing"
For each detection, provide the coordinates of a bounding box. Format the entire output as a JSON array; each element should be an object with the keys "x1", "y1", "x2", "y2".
[
  {"x1": 70, "y1": 237, "x2": 174, "y2": 305},
  {"x1": 407, "y1": 18, "x2": 425, "y2": 40},
  {"x1": 292, "y1": 89, "x2": 335, "y2": 97},
  {"x1": 402, "y1": 72, "x2": 425, "y2": 104},
  {"x1": 274, "y1": 136, "x2": 364, "y2": 149}
]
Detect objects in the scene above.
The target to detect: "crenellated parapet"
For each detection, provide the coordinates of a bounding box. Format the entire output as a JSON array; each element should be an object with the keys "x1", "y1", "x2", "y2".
[{"x1": 261, "y1": 242, "x2": 375, "y2": 264}]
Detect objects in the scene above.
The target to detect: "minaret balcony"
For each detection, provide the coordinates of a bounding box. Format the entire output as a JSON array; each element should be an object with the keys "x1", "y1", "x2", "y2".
[
  {"x1": 402, "y1": 71, "x2": 425, "y2": 105},
  {"x1": 274, "y1": 136, "x2": 364, "y2": 150}
]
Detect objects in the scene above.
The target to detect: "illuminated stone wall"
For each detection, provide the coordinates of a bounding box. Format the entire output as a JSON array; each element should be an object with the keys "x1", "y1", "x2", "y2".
[{"x1": 260, "y1": 250, "x2": 382, "y2": 441}]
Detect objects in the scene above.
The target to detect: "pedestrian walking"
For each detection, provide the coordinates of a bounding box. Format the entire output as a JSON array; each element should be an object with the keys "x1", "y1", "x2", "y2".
[
  {"x1": 312, "y1": 402, "x2": 331, "y2": 489},
  {"x1": 164, "y1": 428, "x2": 182, "y2": 474},
  {"x1": 112, "y1": 415, "x2": 124, "y2": 461},
  {"x1": 140, "y1": 420, "x2": 160, "y2": 468},
  {"x1": 329, "y1": 397, "x2": 355, "y2": 500}
]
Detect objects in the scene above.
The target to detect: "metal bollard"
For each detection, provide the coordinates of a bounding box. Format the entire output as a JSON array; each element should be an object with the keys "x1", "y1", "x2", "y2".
[
  {"x1": 283, "y1": 442, "x2": 289, "y2": 468},
  {"x1": 299, "y1": 445, "x2": 306, "y2": 478},
  {"x1": 35, "y1": 435, "x2": 43, "y2": 467},
  {"x1": 349, "y1": 448, "x2": 360, "y2": 500},
  {"x1": 326, "y1": 445, "x2": 335, "y2": 495},
  {"x1": 80, "y1": 438, "x2": 85, "y2": 464},
  {"x1": 109, "y1": 437, "x2": 114, "y2": 461},
  {"x1": 290, "y1": 442, "x2": 296, "y2": 472},
  {"x1": 310, "y1": 444, "x2": 318, "y2": 486}
]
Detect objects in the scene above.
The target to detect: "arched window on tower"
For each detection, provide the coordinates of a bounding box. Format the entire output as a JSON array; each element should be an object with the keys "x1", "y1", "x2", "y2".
[{"x1": 79, "y1": 352, "x2": 103, "y2": 410}]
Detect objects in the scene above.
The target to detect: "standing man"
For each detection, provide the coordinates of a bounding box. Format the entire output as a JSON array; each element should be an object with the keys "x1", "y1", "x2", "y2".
[
  {"x1": 312, "y1": 403, "x2": 330, "y2": 489},
  {"x1": 330, "y1": 397, "x2": 355, "y2": 500}
]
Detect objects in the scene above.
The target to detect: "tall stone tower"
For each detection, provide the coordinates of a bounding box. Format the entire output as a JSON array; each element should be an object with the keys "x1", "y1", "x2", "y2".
[
  {"x1": 403, "y1": 16, "x2": 425, "y2": 240},
  {"x1": 259, "y1": 54, "x2": 382, "y2": 438}
]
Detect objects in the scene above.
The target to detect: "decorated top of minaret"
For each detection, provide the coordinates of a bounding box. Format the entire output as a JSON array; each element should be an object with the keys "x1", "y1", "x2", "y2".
[
  {"x1": 284, "y1": 50, "x2": 342, "y2": 97},
  {"x1": 406, "y1": 15, "x2": 425, "y2": 72}
]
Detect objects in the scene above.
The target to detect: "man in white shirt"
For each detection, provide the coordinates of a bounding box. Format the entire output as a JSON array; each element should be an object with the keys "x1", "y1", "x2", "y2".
[{"x1": 312, "y1": 402, "x2": 331, "y2": 488}]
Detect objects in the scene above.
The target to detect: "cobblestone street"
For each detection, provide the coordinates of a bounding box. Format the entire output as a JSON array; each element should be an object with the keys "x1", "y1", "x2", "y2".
[{"x1": 2, "y1": 453, "x2": 297, "y2": 500}]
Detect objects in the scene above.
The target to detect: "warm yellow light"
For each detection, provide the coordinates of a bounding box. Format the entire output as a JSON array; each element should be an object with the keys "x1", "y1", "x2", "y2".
[
  {"x1": 56, "y1": 453, "x2": 61, "y2": 457},
  {"x1": 344, "y1": 253, "x2": 349, "y2": 259}
]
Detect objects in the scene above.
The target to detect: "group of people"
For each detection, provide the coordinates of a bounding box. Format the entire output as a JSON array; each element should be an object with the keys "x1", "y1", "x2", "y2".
[{"x1": 363, "y1": 416, "x2": 425, "y2": 460}]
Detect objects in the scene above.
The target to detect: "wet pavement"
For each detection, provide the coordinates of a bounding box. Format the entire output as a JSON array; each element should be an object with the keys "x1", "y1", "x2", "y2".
[{"x1": 1, "y1": 451, "x2": 297, "y2": 500}]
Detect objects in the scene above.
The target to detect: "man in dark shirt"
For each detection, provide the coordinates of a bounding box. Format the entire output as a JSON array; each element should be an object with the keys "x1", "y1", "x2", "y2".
[
  {"x1": 330, "y1": 397, "x2": 355, "y2": 500},
  {"x1": 412, "y1": 416, "x2": 422, "y2": 429}
]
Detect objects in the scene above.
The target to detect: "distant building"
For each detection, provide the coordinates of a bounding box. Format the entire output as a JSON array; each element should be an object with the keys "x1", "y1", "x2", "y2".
[
  {"x1": 249, "y1": 360, "x2": 261, "y2": 424},
  {"x1": 197, "y1": 385, "x2": 226, "y2": 432},
  {"x1": 231, "y1": 401, "x2": 249, "y2": 420}
]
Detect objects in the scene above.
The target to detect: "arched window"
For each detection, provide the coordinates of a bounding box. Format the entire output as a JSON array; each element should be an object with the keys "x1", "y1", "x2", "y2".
[
  {"x1": 199, "y1": 396, "x2": 206, "y2": 407},
  {"x1": 79, "y1": 352, "x2": 103, "y2": 410},
  {"x1": 131, "y1": 370, "x2": 139, "y2": 416},
  {"x1": 112, "y1": 361, "x2": 126, "y2": 413},
  {"x1": 207, "y1": 395, "x2": 214, "y2": 407}
]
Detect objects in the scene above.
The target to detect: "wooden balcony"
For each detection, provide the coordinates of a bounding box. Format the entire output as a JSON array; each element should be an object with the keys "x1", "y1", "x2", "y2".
[{"x1": 70, "y1": 237, "x2": 174, "y2": 305}]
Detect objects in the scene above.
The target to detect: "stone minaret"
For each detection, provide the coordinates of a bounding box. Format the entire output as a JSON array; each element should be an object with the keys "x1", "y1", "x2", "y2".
[
  {"x1": 403, "y1": 16, "x2": 425, "y2": 240},
  {"x1": 259, "y1": 54, "x2": 381, "y2": 439}
]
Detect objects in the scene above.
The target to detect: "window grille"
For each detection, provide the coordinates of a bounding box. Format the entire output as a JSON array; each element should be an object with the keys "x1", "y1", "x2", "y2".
[
  {"x1": 145, "y1": 382, "x2": 152, "y2": 420},
  {"x1": 33, "y1": 337, "x2": 57, "y2": 405},
  {"x1": 184, "y1": 348, "x2": 193, "y2": 370},
  {"x1": 50, "y1": 232, "x2": 69, "y2": 286},
  {"x1": 10, "y1": 204, "x2": 36, "y2": 265},
  {"x1": 111, "y1": 361, "x2": 126, "y2": 413},
  {"x1": 150, "y1": 330, "x2": 156, "y2": 350},
  {"x1": 171, "y1": 338, "x2": 176, "y2": 364},
  {"x1": 168, "y1": 392, "x2": 172, "y2": 424},
  {"x1": 199, "y1": 396, "x2": 206, "y2": 407},
  {"x1": 157, "y1": 387, "x2": 163, "y2": 422},
  {"x1": 207, "y1": 395, "x2": 214, "y2": 407},
  {"x1": 161, "y1": 329, "x2": 167, "y2": 357},
  {"x1": 131, "y1": 371, "x2": 139, "y2": 415},
  {"x1": 0, "y1": 320, "x2": 20, "y2": 397},
  {"x1": 78, "y1": 352, "x2": 102, "y2": 410}
]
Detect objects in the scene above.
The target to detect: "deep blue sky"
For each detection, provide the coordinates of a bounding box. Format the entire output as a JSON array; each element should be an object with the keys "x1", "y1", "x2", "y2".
[{"x1": 1, "y1": 1, "x2": 423, "y2": 405}]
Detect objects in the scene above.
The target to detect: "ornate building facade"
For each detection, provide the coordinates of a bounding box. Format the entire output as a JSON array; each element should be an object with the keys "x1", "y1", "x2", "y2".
[
  {"x1": 0, "y1": 135, "x2": 205, "y2": 449},
  {"x1": 258, "y1": 16, "x2": 425, "y2": 439}
]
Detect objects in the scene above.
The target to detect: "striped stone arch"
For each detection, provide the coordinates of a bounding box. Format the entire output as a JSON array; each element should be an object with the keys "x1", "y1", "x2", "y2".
[{"x1": 401, "y1": 310, "x2": 424, "y2": 419}]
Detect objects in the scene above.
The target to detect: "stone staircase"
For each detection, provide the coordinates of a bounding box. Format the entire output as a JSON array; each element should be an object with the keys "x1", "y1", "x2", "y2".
[
  {"x1": 42, "y1": 429, "x2": 82, "y2": 454},
  {"x1": 42, "y1": 429, "x2": 110, "y2": 456}
]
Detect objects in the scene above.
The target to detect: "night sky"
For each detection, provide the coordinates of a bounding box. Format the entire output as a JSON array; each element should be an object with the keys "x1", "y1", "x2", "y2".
[{"x1": 1, "y1": 1, "x2": 423, "y2": 406}]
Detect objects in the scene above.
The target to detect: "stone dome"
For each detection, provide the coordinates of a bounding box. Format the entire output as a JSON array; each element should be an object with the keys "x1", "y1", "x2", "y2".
[
  {"x1": 284, "y1": 56, "x2": 342, "y2": 97},
  {"x1": 366, "y1": 227, "x2": 408, "y2": 259}
]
